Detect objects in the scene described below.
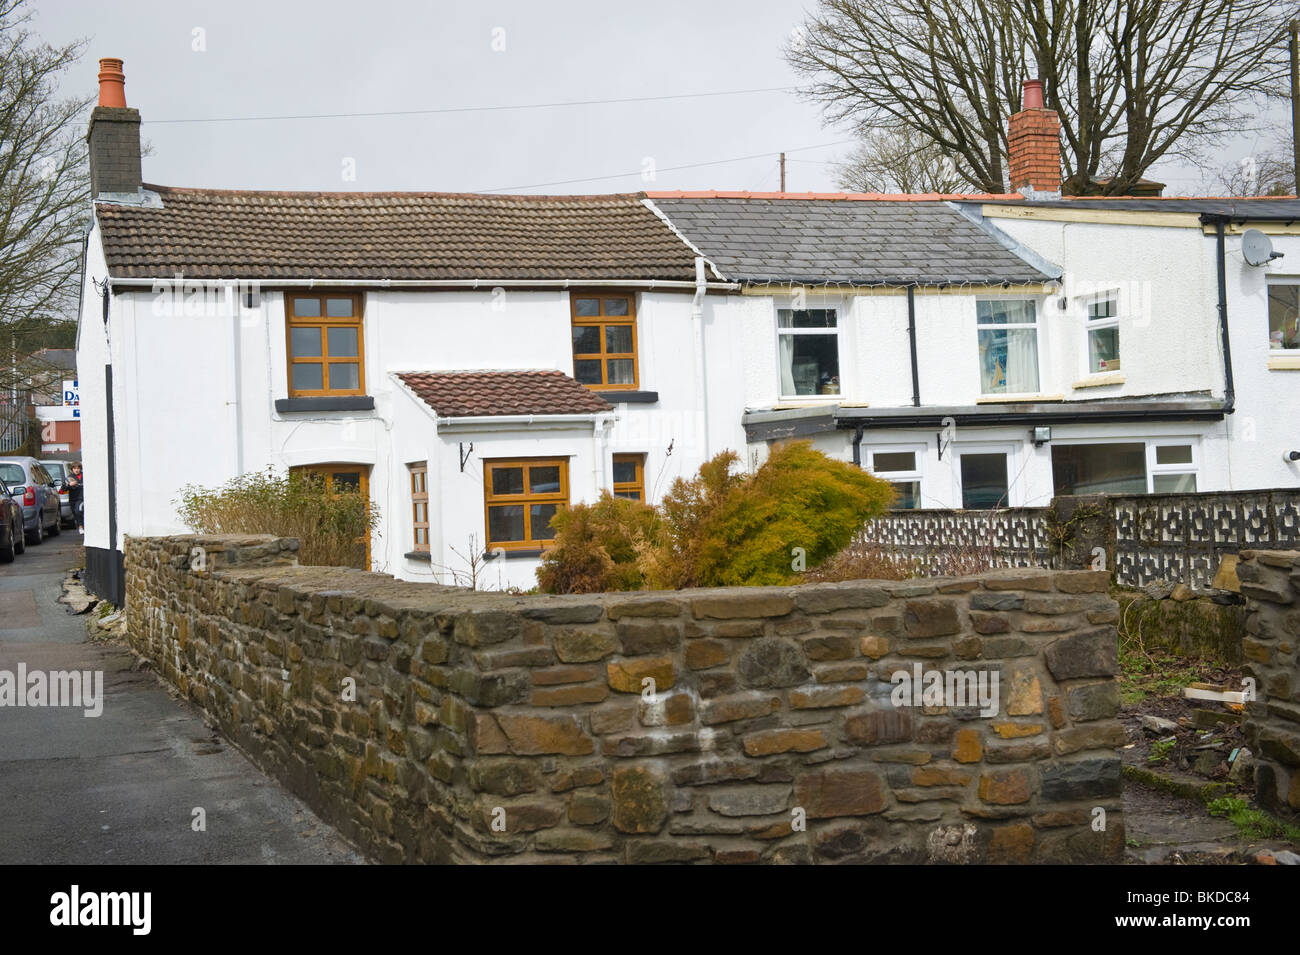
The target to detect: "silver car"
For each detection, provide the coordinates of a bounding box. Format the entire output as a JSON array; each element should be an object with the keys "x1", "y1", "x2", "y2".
[
  {"x1": 0, "y1": 457, "x2": 61, "y2": 545},
  {"x1": 39, "y1": 459, "x2": 78, "y2": 527}
]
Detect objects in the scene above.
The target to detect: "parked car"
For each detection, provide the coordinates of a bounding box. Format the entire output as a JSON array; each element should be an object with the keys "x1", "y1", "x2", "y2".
[
  {"x1": 40, "y1": 459, "x2": 79, "y2": 528},
  {"x1": 0, "y1": 457, "x2": 61, "y2": 545},
  {"x1": 0, "y1": 475, "x2": 24, "y2": 562}
]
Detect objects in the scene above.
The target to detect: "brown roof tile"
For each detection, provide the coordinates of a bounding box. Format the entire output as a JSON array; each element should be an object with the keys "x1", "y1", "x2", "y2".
[
  {"x1": 398, "y1": 370, "x2": 613, "y2": 418},
  {"x1": 97, "y1": 185, "x2": 698, "y2": 281}
]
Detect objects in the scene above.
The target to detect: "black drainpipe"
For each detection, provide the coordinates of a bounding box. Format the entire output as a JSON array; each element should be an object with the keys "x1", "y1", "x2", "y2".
[
  {"x1": 102, "y1": 285, "x2": 118, "y2": 555},
  {"x1": 851, "y1": 422, "x2": 865, "y2": 467},
  {"x1": 1214, "y1": 218, "x2": 1236, "y2": 414},
  {"x1": 906, "y1": 284, "x2": 920, "y2": 407}
]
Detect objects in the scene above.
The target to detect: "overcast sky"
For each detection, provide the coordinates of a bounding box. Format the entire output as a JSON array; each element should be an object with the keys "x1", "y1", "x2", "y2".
[{"x1": 30, "y1": 0, "x2": 1277, "y2": 197}]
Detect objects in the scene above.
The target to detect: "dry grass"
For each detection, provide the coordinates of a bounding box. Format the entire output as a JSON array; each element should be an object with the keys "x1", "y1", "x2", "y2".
[
  {"x1": 176, "y1": 468, "x2": 378, "y2": 569},
  {"x1": 807, "y1": 535, "x2": 1005, "y2": 583}
]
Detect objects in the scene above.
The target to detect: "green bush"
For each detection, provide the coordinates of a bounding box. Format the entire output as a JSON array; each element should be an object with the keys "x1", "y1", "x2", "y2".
[
  {"x1": 536, "y1": 492, "x2": 662, "y2": 594},
  {"x1": 676, "y1": 440, "x2": 895, "y2": 587},
  {"x1": 538, "y1": 441, "x2": 894, "y2": 592},
  {"x1": 175, "y1": 468, "x2": 378, "y2": 569}
]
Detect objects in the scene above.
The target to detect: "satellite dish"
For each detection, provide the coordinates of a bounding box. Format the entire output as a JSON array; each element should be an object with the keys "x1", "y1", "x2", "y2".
[{"x1": 1242, "y1": 229, "x2": 1282, "y2": 267}]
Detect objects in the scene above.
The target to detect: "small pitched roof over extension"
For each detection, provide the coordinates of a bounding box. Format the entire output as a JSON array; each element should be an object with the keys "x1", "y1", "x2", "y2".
[
  {"x1": 97, "y1": 185, "x2": 699, "y2": 281},
  {"x1": 397, "y1": 370, "x2": 613, "y2": 418},
  {"x1": 647, "y1": 192, "x2": 1051, "y2": 287}
]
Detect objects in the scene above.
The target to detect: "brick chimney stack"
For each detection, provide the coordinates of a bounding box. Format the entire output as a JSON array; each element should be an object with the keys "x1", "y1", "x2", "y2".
[
  {"x1": 1007, "y1": 79, "x2": 1061, "y2": 197},
  {"x1": 86, "y1": 58, "x2": 142, "y2": 198}
]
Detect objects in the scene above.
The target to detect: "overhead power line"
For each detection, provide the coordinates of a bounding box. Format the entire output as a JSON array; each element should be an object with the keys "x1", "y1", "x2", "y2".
[
  {"x1": 149, "y1": 86, "x2": 799, "y2": 125},
  {"x1": 475, "y1": 140, "x2": 855, "y2": 193}
]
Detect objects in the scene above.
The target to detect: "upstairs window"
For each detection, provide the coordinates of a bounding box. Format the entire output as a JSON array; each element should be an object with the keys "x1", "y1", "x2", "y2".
[
  {"x1": 286, "y1": 293, "x2": 364, "y2": 396},
  {"x1": 778, "y1": 308, "x2": 840, "y2": 397},
  {"x1": 1268, "y1": 282, "x2": 1300, "y2": 351},
  {"x1": 977, "y1": 299, "x2": 1039, "y2": 395},
  {"x1": 483, "y1": 458, "x2": 569, "y2": 550},
  {"x1": 572, "y1": 293, "x2": 638, "y2": 390},
  {"x1": 1086, "y1": 292, "x2": 1121, "y2": 373}
]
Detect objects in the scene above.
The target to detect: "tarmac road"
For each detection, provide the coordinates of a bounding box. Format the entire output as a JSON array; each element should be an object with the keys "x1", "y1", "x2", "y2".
[{"x1": 0, "y1": 530, "x2": 364, "y2": 864}]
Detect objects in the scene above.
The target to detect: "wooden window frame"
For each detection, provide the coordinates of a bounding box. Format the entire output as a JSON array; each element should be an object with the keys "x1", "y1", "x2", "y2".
[
  {"x1": 290, "y1": 463, "x2": 372, "y2": 565},
  {"x1": 570, "y1": 292, "x2": 639, "y2": 390},
  {"x1": 285, "y1": 292, "x2": 366, "y2": 397},
  {"x1": 612, "y1": 453, "x2": 645, "y2": 501},
  {"x1": 409, "y1": 462, "x2": 430, "y2": 553},
  {"x1": 482, "y1": 457, "x2": 569, "y2": 551}
]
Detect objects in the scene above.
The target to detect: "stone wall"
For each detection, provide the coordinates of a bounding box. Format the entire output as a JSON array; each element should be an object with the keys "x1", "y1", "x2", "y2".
[
  {"x1": 125, "y1": 534, "x2": 1127, "y2": 864},
  {"x1": 1237, "y1": 549, "x2": 1300, "y2": 815}
]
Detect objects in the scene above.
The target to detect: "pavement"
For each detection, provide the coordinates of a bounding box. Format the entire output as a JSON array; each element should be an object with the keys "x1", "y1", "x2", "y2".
[{"x1": 0, "y1": 529, "x2": 364, "y2": 864}]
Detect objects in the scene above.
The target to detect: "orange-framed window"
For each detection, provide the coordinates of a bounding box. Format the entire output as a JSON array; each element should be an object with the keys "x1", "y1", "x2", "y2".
[
  {"x1": 286, "y1": 293, "x2": 365, "y2": 396},
  {"x1": 409, "y1": 462, "x2": 430, "y2": 553},
  {"x1": 612, "y1": 453, "x2": 645, "y2": 501},
  {"x1": 290, "y1": 463, "x2": 371, "y2": 566},
  {"x1": 571, "y1": 292, "x2": 638, "y2": 390},
  {"x1": 483, "y1": 457, "x2": 568, "y2": 550}
]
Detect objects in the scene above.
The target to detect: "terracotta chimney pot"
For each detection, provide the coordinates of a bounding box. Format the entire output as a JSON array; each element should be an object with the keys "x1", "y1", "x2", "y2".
[{"x1": 97, "y1": 58, "x2": 127, "y2": 108}]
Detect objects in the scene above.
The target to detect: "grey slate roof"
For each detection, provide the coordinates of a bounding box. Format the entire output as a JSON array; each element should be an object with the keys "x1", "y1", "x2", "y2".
[
  {"x1": 649, "y1": 196, "x2": 1051, "y2": 286},
  {"x1": 969, "y1": 197, "x2": 1300, "y2": 219}
]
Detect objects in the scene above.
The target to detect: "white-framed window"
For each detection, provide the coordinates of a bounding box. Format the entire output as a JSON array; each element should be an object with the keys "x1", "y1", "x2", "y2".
[
  {"x1": 1084, "y1": 291, "x2": 1121, "y2": 373},
  {"x1": 977, "y1": 299, "x2": 1040, "y2": 395},
  {"x1": 1148, "y1": 441, "x2": 1198, "y2": 493},
  {"x1": 954, "y1": 443, "x2": 1020, "y2": 509},
  {"x1": 1267, "y1": 279, "x2": 1300, "y2": 351},
  {"x1": 1050, "y1": 439, "x2": 1199, "y2": 495},
  {"x1": 866, "y1": 446, "x2": 924, "y2": 509},
  {"x1": 777, "y1": 306, "x2": 840, "y2": 398}
]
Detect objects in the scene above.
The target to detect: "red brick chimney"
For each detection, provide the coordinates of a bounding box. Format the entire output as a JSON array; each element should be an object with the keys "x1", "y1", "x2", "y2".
[
  {"x1": 86, "y1": 57, "x2": 142, "y2": 198},
  {"x1": 1007, "y1": 79, "x2": 1061, "y2": 197}
]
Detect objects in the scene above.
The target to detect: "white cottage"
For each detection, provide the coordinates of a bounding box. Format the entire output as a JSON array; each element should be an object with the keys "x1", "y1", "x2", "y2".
[{"x1": 77, "y1": 61, "x2": 1299, "y2": 606}]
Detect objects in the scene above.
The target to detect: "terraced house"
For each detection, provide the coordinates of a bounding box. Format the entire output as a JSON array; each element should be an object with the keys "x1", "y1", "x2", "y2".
[{"x1": 77, "y1": 64, "x2": 1300, "y2": 603}]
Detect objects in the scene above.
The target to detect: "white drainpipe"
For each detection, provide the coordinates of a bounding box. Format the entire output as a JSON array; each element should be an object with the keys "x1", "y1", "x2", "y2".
[
  {"x1": 224, "y1": 283, "x2": 244, "y2": 474},
  {"x1": 691, "y1": 256, "x2": 710, "y2": 456}
]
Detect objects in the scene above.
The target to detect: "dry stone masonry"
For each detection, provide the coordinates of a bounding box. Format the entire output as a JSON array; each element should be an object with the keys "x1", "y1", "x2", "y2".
[
  {"x1": 125, "y1": 534, "x2": 1127, "y2": 864},
  {"x1": 1237, "y1": 550, "x2": 1300, "y2": 815}
]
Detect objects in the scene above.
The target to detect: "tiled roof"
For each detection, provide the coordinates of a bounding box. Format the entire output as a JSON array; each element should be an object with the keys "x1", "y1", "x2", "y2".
[
  {"x1": 96, "y1": 185, "x2": 699, "y2": 281},
  {"x1": 397, "y1": 370, "x2": 613, "y2": 418},
  {"x1": 648, "y1": 195, "x2": 1052, "y2": 286}
]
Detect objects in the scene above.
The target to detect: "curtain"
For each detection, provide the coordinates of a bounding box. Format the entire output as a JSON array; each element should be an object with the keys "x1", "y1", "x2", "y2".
[
  {"x1": 1005, "y1": 328, "x2": 1040, "y2": 393},
  {"x1": 779, "y1": 335, "x2": 796, "y2": 396}
]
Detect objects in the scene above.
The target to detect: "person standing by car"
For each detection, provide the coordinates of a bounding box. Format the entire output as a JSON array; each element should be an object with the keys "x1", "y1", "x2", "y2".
[{"x1": 68, "y1": 462, "x2": 84, "y2": 534}]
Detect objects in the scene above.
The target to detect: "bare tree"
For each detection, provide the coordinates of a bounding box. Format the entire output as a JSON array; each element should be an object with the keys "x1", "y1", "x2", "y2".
[
  {"x1": 790, "y1": 0, "x2": 1296, "y2": 195},
  {"x1": 837, "y1": 123, "x2": 974, "y2": 193},
  {"x1": 0, "y1": 0, "x2": 90, "y2": 396},
  {"x1": 1203, "y1": 133, "x2": 1296, "y2": 195}
]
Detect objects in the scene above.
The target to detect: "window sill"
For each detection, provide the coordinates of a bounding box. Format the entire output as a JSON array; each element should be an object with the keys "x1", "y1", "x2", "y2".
[
  {"x1": 1072, "y1": 373, "x2": 1126, "y2": 389},
  {"x1": 774, "y1": 398, "x2": 841, "y2": 408},
  {"x1": 974, "y1": 393, "x2": 1065, "y2": 404},
  {"x1": 404, "y1": 551, "x2": 431, "y2": 562},
  {"x1": 593, "y1": 390, "x2": 659, "y2": 404},
  {"x1": 1267, "y1": 355, "x2": 1300, "y2": 370},
  {"x1": 275, "y1": 396, "x2": 375, "y2": 413},
  {"x1": 481, "y1": 548, "x2": 545, "y2": 560}
]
